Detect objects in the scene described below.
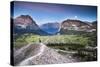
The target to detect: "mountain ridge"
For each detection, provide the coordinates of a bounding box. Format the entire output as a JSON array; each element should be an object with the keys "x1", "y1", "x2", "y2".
[
  {"x1": 40, "y1": 22, "x2": 60, "y2": 34},
  {"x1": 13, "y1": 15, "x2": 97, "y2": 35},
  {"x1": 13, "y1": 15, "x2": 49, "y2": 35},
  {"x1": 59, "y1": 19, "x2": 97, "y2": 34}
]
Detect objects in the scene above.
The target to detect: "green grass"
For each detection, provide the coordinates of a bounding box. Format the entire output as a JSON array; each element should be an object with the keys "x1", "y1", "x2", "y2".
[
  {"x1": 14, "y1": 32, "x2": 97, "y2": 61},
  {"x1": 40, "y1": 35, "x2": 89, "y2": 46},
  {"x1": 14, "y1": 34, "x2": 90, "y2": 49}
]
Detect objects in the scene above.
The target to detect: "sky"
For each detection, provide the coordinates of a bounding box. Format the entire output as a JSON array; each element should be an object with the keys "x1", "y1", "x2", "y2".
[{"x1": 11, "y1": 1, "x2": 97, "y2": 25}]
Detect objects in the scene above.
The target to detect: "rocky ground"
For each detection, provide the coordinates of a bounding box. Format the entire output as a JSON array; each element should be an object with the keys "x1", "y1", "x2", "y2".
[{"x1": 14, "y1": 43, "x2": 80, "y2": 66}]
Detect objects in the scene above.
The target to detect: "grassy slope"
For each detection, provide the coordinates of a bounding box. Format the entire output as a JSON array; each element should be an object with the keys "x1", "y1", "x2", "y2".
[
  {"x1": 14, "y1": 34, "x2": 90, "y2": 49},
  {"x1": 14, "y1": 32, "x2": 97, "y2": 61}
]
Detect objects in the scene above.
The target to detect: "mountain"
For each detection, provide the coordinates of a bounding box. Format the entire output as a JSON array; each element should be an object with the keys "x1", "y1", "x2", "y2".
[
  {"x1": 40, "y1": 22, "x2": 60, "y2": 34},
  {"x1": 59, "y1": 19, "x2": 96, "y2": 35},
  {"x1": 13, "y1": 15, "x2": 48, "y2": 35},
  {"x1": 13, "y1": 15, "x2": 97, "y2": 35},
  {"x1": 92, "y1": 21, "x2": 97, "y2": 29}
]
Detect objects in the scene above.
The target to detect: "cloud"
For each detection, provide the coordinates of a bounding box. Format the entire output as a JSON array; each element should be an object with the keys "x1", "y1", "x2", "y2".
[{"x1": 74, "y1": 16, "x2": 78, "y2": 19}]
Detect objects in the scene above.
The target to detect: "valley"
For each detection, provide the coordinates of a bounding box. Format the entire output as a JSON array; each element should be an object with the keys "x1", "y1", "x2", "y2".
[
  {"x1": 14, "y1": 32, "x2": 97, "y2": 65},
  {"x1": 12, "y1": 15, "x2": 97, "y2": 65}
]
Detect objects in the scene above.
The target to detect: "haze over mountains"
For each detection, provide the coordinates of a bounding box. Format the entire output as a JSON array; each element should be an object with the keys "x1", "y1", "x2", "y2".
[
  {"x1": 40, "y1": 22, "x2": 60, "y2": 34},
  {"x1": 13, "y1": 15, "x2": 97, "y2": 35}
]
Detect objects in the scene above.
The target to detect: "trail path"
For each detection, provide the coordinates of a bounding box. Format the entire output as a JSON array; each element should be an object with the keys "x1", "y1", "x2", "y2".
[
  {"x1": 14, "y1": 43, "x2": 80, "y2": 66},
  {"x1": 18, "y1": 43, "x2": 45, "y2": 65}
]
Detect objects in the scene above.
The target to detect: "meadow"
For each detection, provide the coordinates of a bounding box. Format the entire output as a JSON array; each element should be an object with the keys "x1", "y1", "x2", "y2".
[{"x1": 14, "y1": 32, "x2": 97, "y2": 61}]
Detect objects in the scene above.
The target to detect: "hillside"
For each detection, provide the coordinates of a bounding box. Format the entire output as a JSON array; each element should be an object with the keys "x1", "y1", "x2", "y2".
[
  {"x1": 40, "y1": 22, "x2": 59, "y2": 34},
  {"x1": 14, "y1": 43, "x2": 79, "y2": 66},
  {"x1": 13, "y1": 15, "x2": 48, "y2": 35},
  {"x1": 59, "y1": 19, "x2": 96, "y2": 34}
]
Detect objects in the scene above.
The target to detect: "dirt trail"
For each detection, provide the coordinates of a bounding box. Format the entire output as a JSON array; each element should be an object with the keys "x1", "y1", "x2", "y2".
[
  {"x1": 18, "y1": 43, "x2": 45, "y2": 65},
  {"x1": 14, "y1": 43, "x2": 79, "y2": 66}
]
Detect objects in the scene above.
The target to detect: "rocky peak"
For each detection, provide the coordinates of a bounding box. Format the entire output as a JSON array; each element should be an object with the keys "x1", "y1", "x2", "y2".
[
  {"x1": 59, "y1": 19, "x2": 96, "y2": 34},
  {"x1": 14, "y1": 15, "x2": 39, "y2": 29},
  {"x1": 13, "y1": 15, "x2": 49, "y2": 35},
  {"x1": 61, "y1": 19, "x2": 90, "y2": 28},
  {"x1": 14, "y1": 15, "x2": 37, "y2": 26}
]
